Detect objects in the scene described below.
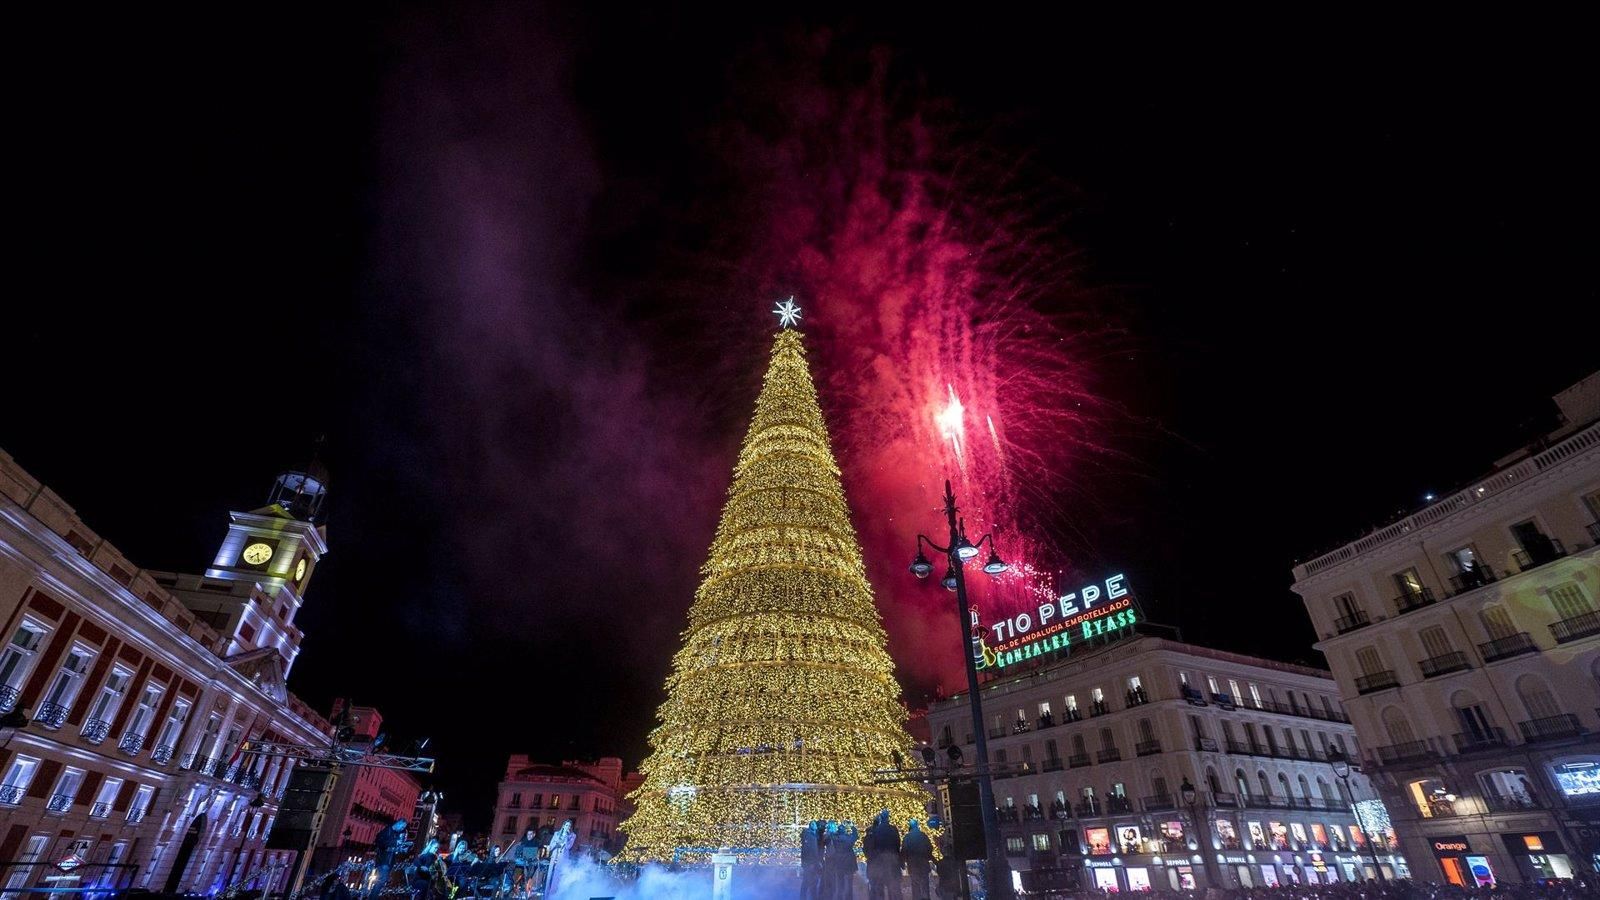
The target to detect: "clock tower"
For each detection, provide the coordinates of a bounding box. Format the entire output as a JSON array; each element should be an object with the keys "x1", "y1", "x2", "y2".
[{"x1": 154, "y1": 461, "x2": 330, "y2": 686}]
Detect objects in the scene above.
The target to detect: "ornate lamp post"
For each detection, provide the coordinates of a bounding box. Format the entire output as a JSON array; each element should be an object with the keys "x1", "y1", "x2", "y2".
[
  {"x1": 1180, "y1": 777, "x2": 1225, "y2": 889},
  {"x1": 909, "y1": 480, "x2": 1015, "y2": 900},
  {"x1": 1328, "y1": 749, "x2": 1384, "y2": 881}
]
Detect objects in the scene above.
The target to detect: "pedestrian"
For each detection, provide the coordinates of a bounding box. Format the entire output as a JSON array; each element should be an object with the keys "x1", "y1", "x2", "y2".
[
  {"x1": 902, "y1": 819, "x2": 933, "y2": 900},
  {"x1": 801, "y1": 820, "x2": 824, "y2": 900},
  {"x1": 864, "y1": 810, "x2": 901, "y2": 900},
  {"x1": 367, "y1": 819, "x2": 409, "y2": 900},
  {"x1": 933, "y1": 838, "x2": 960, "y2": 900},
  {"x1": 830, "y1": 819, "x2": 860, "y2": 900}
]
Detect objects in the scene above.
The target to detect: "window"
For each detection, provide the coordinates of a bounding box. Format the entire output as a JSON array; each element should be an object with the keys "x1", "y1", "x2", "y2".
[
  {"x1": 1393, "y1": 568, "x2": 1425, "y2": 597},
  {"x1": 1249, "y1": 684, "x2": 1263, "y2": 708},
  {"x1": 154, "y1": 700, "x2": 189, "y2": 755},
  {"x1": 1447, "y1": 545, "x2": 1478, "y2": 573},
  {"x1": 1228, "y1": 679, "x2": 1242, "y2": 704},
  {"x1": 1549, "y1": 582, "x2": 1594, "y2": 621},
  {"x1": 1381, "y1": 706, "x2": 1417, "y2": 745},
  {"x1": 3, "y1": 836, "x2": 49, "y2": 895},
  {"x1": 1355, "y1": 646, "x2": 1384, "y2": 675},
  {"x1": 42, "y1": 646, "x2": 93, "y2": 712},
  {"x1": 1515, "y1": 674, "x2": 1562, "y2": 720},
  {"x1": 1091, "y1": 687, "x2": 1104, "y2": 702},
  {"x1": 1480, "y1": 605, "x2": 1516, "y2": 640},
  {"x1": 1332, "y1": 592, "x2": 1360, "y2": 619},
  {"x1": 1006, "y1": 836, "x2": 1025, "y2": 854},
  {"x1": 1065, "y1": 694, "x2": 1078, "y2": 712},
  {"x1": 91, "y1": 778, "x2": 122, "y2": 818},
  {"x1": 1206, "y1": 676, "x2": 1220, "y2": 695},
  {"x1": 124, "y1": 685, "x2": 161, "y2": 745},
  {"x1": 503, "y1": 816, "x2": 516, "y2": 834},
  {"x1": 48, "y1": 767, "x2": 85, "y2": 813},
  {"x1": 1099, "y1": 728, "x2": 1116, "y2": 751},
  {"x1": 1137, "y1": 719, "x2": 1156, "y2": 743},
  {"x1": 1, "y1": 756, "x2": 40, "y2": 803},
  {"x1": 130, "y1": 784, "x2": 155, "y2": 822},
  {"x1": 1031, "y1": 833, "x2": 1052, "y2": 851},
  {"x1": 0, "y1": 622, "x2": 46, "y2": 696},
  {"x1": 83, "y1": 668, "x2": 132, "y2": 735},
  {"x1": 1419, "y1": 626, "x2": 1454, "y2": 659}
]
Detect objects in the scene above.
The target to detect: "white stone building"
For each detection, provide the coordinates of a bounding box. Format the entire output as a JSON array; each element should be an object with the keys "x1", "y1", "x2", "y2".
[
  {"x1": 926, "y1": 634, "x2": 1402, "y2": 893},
  {"x1": 0, "y1": 447, "x2": 333, "y2": 894},
  {"x1": 1291, "y1": 372, "x2": 1600, "y2": 885}
]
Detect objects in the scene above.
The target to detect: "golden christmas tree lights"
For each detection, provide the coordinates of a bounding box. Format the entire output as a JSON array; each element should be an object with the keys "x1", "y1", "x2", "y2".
[{"x1": 620, "y1": 326, "x2": 927, "y2": 862}]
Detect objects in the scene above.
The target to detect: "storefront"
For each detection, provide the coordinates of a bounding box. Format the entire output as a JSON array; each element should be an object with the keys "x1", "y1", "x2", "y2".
[
  {"x1": 1500, "y1": 832, "x2": 1575, "y2": 883},
  {"x1": 1428, "y1": 835, "x2": 1496, "y2": 887}
]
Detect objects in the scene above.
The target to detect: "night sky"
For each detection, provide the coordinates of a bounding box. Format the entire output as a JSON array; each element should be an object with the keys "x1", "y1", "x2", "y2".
[{"x1": 9, "y1": 7, "x2": 1597, "y2": 828}]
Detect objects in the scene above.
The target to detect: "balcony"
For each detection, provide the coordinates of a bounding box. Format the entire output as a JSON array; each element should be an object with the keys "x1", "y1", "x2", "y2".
[
  {"x1": 46, "y1": 793, "x2": 73, "y2": 813},
  {"x1": 1141, "y1": 794, "x2": 1176, "y2": 812},
  {"x1": 1551, "y1": 610, "x2": 1600, "y2": 644},
  {"x1": 118, "y1": 732, "x2": 145, "y2": 755},
  {"x1": 1126, "y1": 687, "x2": 1150, "y2": 707},
  {"x1": 1419, "y1": 651, "x2": 1472, "y2": 678},
  {"x1": 1513, "y1": 537, "x2": 1567, "y2": 572},
  {"x1": 1194, "y1": 737, "x2": 1219, "y2": 752},
  {"x1": 1334, "y1": 610, "x2": 1371, "y2": 634},
  {"x1": 1479, "y1": 632, "x2": 1538, "y2": 662},
  {"x1": 1355, "y1": 670, "x2": 1401, "y2": 694},
  {"x1": 1374, "y1": 740, "x2": 1435, "y2": 765},
  {"x1": 1211, "y1": 692, "x2": 1237, "y2": 710},
  {"x1": 1209, "y1": 791, "x2": 1240, "y2": 808},
  {"x1": 0, "y1": 684, "x2": 19, "y2": 712},
  {"x1": 988, "y1": 726, "x2": 1006, "y2": 739},
  {"x1": 90, "y1": 801, "x2": 112, "y2": 819},
  {"x1": 125, "y1": 809, "x2": 146, "y2": 824},
  {"x1": 1448, "y1": 564, "x2": 1498, "y2": 595},
  {"x1": 238, "y1": 772, "x2": 262, "y2": 789},
  {"x1": 198, "y1": 757, "x2": 220, "y2": 776},
  {"x1": 1090, "y1": 701, "x2": 1110, "y2": 717},
  {"x1": 1107, "y1": 796, "x2": 1134, "y2": 814},
  {"x1": 151, "y1": 745, "x2": 174, "y2": 765},
  {"x1": 1042, "y1": 757, "x2": 1064, "y2": 772},
  {"x1": 1518, "y1": 714, "x2": 1584, "y2": 742},
  {"x1": 1182, "y1": 686, "x2": 1208, "y2": 706},
  {"x1": 82, "y1": 719, "x2": 112, "y2": 744},
  {"x1": 1452, "y1": 728, "x2": 1507, "y2": 754},
  {"x1": 1136, "y1": 739, "x2": 1162, "y2": 757},
  {"x1": 1067, "y1": 753, "x2": 1091, "y2": 768},
  {"x1": 1224, "y1": 739, "x2": 1251, "y2": 755},
  {"x1": 34, "y1": 702, "x2": 69, "y2": 729},
  {"x1": 1393, "y1": 587, "x2": 1437, "y2": 615},
  {"x1": 1096, "y1": 748, "x2": 1123, "y2": 763},
  {"x1": 0, "y1": 784, "x2": 23, "y2": 805}
]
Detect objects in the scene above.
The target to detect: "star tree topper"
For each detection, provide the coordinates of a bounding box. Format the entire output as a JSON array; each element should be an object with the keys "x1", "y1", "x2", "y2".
[{"x1": 773, "y1": 296, "x2": 802, "y2": 329}]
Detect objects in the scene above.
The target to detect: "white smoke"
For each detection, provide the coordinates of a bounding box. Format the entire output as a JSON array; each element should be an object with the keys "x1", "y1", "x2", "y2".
[{"x1": 546, "y1": 856, "x2": 805, "y2": 899}]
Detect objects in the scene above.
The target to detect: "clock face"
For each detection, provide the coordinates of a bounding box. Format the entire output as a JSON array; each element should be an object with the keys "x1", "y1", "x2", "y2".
[
  {"x1": 294, "y1": 558, "x2": 308, "y2": 582},
  {"x1": 241, "y1": 542, "x2": 275, "y2": 566}
]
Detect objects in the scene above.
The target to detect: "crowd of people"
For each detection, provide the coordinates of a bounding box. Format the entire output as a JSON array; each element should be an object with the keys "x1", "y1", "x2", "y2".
[
  {"x1": 798, "y1": 810, "x2": 954, "y2": 900},
  {"x1": 1093, "y1": 880, "x2": 1598, "y2": 900}
]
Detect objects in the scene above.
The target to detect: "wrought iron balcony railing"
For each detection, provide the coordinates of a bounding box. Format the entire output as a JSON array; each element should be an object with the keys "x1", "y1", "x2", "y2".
[
  {"x1": 1419, "y1": 651, "x2": 1472, "y2": 678},
  {"x1": 1333, "y1": 611, "x2": 1371, "y2": 634},
  {"x1": 1067, "y1": 753, "x2": 1091, "y2": 768},
  {"x1": 1209, "y1": 791, "x2": 1240, "y2": 808},
  {"x1": 81, "y1": 719, "x2": 112, "y2": 744},
  {"x1": 1484, "y1": 793, "x2": 1542, "y2": 813},
  {"x1": 1374, "y1": 740, "x2": 1435, "y2": 765},
  {"x1": 1551, "y1": 610, "x2": 1600, "y2": 644},
  {"x1": 1106, "y1": 796, "x2": 1134, "y2": 814},
  {"x1": 1518, "y1": 714, "x2": 1583, "y2": 742},
  {"x1": 0, "y1": 784, "x2": 24, "y2": 805},
  {"x1": 1393, "y1": 588, "x2": 1437, "y2": 615},
  {"x1": 125, "y1": 809, "x2": 147, "y2": 824},
  {"x1": 0, "y1": 684, "x2": 19, "y2": 712},
  {"x1": 1355, "y1": 670, "x2": 1401, "y2": 694},
  {"x1": 34, "y1": 702, "x2": 70, "y2": 729},
  {"x1": 1090, "y1": 701, "x2": 1110, "y2": 717},
  {"x1": 1135, "y1": 739, "x2": 1162, "y2": 757},
  {"x1": 151, "y1": 745, "x2": 174, "y2": 765},
  {"x1": 1452, "y1": 728, "x2": 1507, "y2": 754},
  {"x1": 1514, "y1": 537, "x2": 1567, "y2": 572},
  {"x1": 46, "y1": 793, "x2": 73, "y2": 813},
  {"x1": 1042, "y1": 757, "x2": 1064, "y2": 772},
  {"x1": 1448, "y1": 565, "x2": 1498, "y2": 595},
  {"x1": 1096, "y1": 748, "x2": 1122, "y2": 763},
  {"x1": 1141, "y1": 794, "x2": 1176, "y2": 811},
  {"x1": 1478, "y1": 632, "x2": 1538, "y2": 662},
  {"x1": 118, "y1": 732, "x2": 145, "y2": 755},
  {"x1": 90, "y1": 801, "x2": 112, "y2": 819}
]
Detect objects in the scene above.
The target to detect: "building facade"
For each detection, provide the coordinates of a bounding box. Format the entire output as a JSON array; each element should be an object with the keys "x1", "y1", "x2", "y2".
[
  {"x1": 0, "y1": 447, "x2": 334, "y2": 895},
  {"x1": 926, "y1": 635, "x2": 1402, "y2": 894},
  {"x1": 1291, "y1": 374, "x2": 1600, "y2": 886},
  {"x1": 490, "y1": 757, "x2": 639, "y2": 857},
  {"x1": 310, "y1": 703, "x2": 422, "y2": 873}
]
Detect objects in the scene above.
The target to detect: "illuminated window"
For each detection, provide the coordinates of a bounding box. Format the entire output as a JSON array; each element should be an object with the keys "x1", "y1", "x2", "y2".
[
  {"x1": 1032, "y1": 833, "x2": 1051, "y2": 851},
  {"x1": 1249, "y1": 684, "x2": 1263, "y2": 708},
  {"x1": 0, "y1": 622, "x2": 46, "y2": 695},
  {"x1": 1549, "y1": 582, "x2": 1594, "y2": 621},
  {"x1": 1522, "y1": 835, "x2": 1544, "y2": 852}
]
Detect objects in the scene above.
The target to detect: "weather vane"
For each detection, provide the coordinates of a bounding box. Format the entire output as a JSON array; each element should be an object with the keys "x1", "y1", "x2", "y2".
[{"x1": 773, "y1": 296, "x2": 802, "y2": 329}]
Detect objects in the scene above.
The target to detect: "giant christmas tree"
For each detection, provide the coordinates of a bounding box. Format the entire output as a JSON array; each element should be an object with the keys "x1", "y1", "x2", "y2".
[{"x1": 621, "y1": 311, "x2": 927, "y2": 862}]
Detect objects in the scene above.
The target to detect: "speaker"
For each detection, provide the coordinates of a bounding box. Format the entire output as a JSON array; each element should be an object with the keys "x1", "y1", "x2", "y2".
[
  {"x1": 946, "y1": 779, "x2": 986, "y2": 860},
  {"x1": 265, "y1": 768, "x2": 337, "y2": 851}
]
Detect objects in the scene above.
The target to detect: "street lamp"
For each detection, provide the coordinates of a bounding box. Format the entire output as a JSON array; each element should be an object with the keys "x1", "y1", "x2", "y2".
[
  {"x1": 1328, "y1": 750, "x2": 1385, "y2": 882},
  {"x1": 1180, "y1": 777, "x2": 1224, "y2": 889},
  {"x1": 909, "y1": 480, "x2": 1015, "y2": 900}
]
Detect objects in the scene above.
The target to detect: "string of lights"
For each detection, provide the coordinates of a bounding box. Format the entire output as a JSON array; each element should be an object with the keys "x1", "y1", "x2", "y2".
[{"x1": 620, "y1": 328, "x2": 927, "y2": 862}]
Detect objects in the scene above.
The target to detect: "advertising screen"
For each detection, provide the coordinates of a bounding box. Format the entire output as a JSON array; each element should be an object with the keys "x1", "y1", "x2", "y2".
[{"x1": 1086, "y1": 828, "x2": 1113, "y2": 855}]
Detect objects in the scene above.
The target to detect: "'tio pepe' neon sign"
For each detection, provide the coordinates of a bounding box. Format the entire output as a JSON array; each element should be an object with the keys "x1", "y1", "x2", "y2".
[{"x1": 979, "y1": 574, "x2": 1138, "y2": 669}]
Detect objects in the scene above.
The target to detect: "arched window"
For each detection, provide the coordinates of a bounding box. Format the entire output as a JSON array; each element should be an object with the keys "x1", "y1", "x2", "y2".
[
  {"x1": 1515, "y1": 674, "x2": 1562, "y2": 721},
  {"x1": 1257, "y1": 770, "x2": 1271, "y2": 798},
  {"x1": 1206, "y1": 767, "x2": 1222, "y2": 795},
  {"x1": 1277, "y1": 772, "x2": 1291, "y2": 800},
  {"x1": 1235, "y1": 769, "x2": 1249, "y2": 799},
  {"x1": 1451, "y1": 689, "x2": 1495, "y2": 743},
  {"x1": 1381, "y1": 706, "x2": 1417, "y2": 745},
  {"x1": 1151, "y1": 772, "x2": 1169, "y2": 800},
  {"x1": 1317, "y1": 776, "x2": 1335, "y2": 802},
  {"x1": 1137, "y1": 719, "x2": 1156, "y2": 743},
  {"x1": 1297, "y1": 774, "x2": 1312, "y2": 800}
]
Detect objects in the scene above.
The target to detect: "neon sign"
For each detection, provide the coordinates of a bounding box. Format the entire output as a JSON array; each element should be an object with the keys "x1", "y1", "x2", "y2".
[{"x1": 978, "y1": 574, "x2": 1139, "y2": 669}]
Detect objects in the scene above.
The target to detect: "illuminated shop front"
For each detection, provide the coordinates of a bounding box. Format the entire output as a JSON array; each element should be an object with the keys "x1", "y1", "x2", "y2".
[
  {"x1": 1077, "y1": 822, "x2": 1207, "y2": 891},
  {"x1": 1428, "y1": 836, "x2": 1496, "y2": 888},
  {"x1": 1499, "y1": 832, "x2": 1575, "y2": 883}
]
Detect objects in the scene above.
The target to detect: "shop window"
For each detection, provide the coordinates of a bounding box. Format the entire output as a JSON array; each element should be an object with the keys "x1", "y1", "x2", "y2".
[{"x1": 1550, "y1": 761, "x2": 1600, "y2": 801}]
